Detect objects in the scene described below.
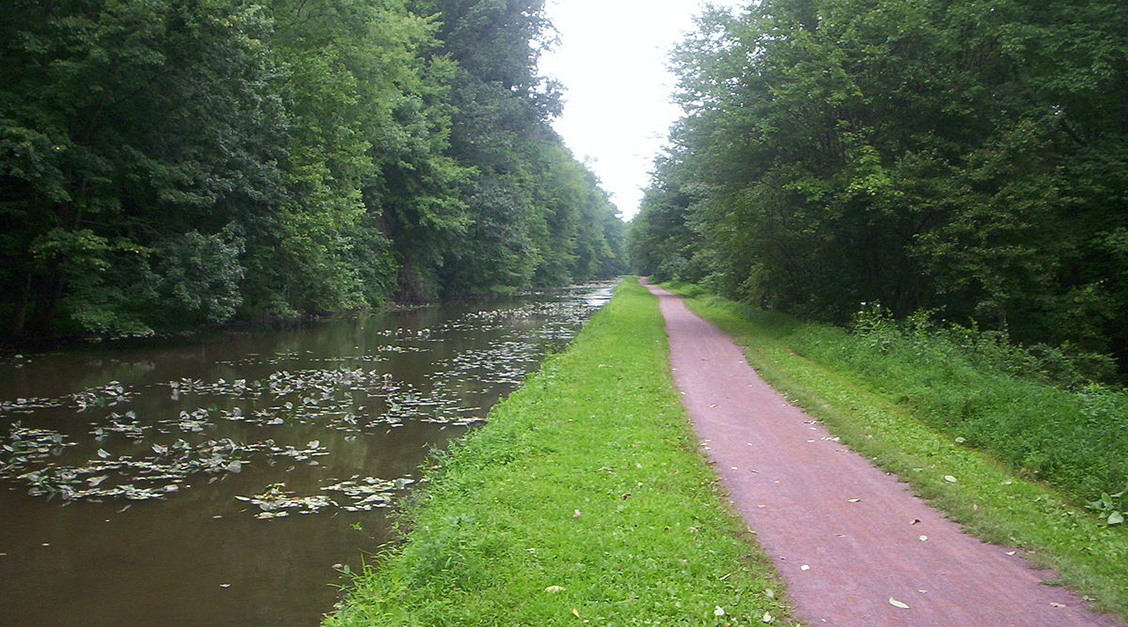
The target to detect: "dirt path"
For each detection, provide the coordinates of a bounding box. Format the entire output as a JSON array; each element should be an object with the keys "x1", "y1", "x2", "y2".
[{"x1": 644, "y1": 280, "x2": 1121, "y2": 627}]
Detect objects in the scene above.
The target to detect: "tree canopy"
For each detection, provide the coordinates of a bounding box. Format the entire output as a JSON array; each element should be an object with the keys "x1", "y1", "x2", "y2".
[
  {"x1": 632, "y1": 0, "x2": 1127, "y2": 362},
  {"x1": 0, "y1": 0, "x2": 625, "y2": 340}
]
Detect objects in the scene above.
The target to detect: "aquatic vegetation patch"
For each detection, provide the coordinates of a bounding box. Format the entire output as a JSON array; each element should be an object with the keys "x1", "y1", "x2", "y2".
[
  {"x1": 237, "y1": 483, "x2": 337, "y2": 519},
  {"x1": 321, "y1": 476, "x2": 416, "y2": 512},
  {"x1": 92, "y1": 411, "x2": 148, "y2": 440},
  {"x1": 3, "y1": 435, "x2": 332, "y2": 502},
  {"x1": 0, "y1": 381, "x2": 135, "y2": 414},
  {"x1": 427, "y1": 340, "x2": 542, "y2": 387},
  {"x1": 237, "y1": 475, "x2": 416, "y2": 519},
  {"x1": 2, "y1": 422, "x2": 77, "y2": 471}
]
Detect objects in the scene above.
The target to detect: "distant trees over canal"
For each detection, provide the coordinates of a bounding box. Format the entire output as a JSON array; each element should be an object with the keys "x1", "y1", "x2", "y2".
[{"x1": 0, "y1": 0, "x2": 626, "y2": 340}]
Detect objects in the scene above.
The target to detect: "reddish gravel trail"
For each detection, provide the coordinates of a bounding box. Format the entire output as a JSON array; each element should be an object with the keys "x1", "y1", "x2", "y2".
[{"x1": 644, "y1": 280, "x2": 1122, "y2": 627}]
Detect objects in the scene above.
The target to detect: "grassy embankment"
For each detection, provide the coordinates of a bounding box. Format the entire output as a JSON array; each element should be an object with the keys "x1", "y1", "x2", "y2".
[
  {"x1": 325, "y1": 279, "x2": 793, "y2": 626},
  {"x1": 662, "y1": 282, "x2": 1128, "y2": 618}
]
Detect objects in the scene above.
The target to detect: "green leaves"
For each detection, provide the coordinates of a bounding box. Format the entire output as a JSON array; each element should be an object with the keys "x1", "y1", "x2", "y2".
[
  {"x1": 1086, "y1": 484, "x2": 1128, "y2": 526},
  {"x1": 0, "y1": 0, "x2": 624, "y2": 339},
  {"x1": 635, "y1": 0, "x2": 1128, "y2": 361}
]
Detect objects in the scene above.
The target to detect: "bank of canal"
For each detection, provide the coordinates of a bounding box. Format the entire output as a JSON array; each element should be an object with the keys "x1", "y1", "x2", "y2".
[{"x1": 0, "y1": 282, "x2": 614, "y2": 627}]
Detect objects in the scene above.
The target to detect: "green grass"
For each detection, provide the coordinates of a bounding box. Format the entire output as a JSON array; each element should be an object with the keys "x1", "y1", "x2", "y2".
[
  {"x1": 325, "y1": 279, "x2": 793, "y2": 627},
  {"x1": 663, "y1": 283, "x2": 1128, "y2": 618}
]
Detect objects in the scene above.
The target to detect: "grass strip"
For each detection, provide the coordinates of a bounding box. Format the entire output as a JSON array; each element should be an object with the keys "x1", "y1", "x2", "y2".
[
  {"x1": 664, "y1": 284, "x2": 1128, "y2": 618},
  {"x1": 325, "y1": 279, "x2": 793, "y2": 627}
]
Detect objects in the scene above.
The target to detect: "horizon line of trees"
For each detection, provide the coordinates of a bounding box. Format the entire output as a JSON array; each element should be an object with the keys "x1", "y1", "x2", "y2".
[
  {"x1": 631, "y1": 0, "x2": 1127, "y2": 367},
  {"x1": 1, "y1": 0, "x2": 626, "y2": 341}
]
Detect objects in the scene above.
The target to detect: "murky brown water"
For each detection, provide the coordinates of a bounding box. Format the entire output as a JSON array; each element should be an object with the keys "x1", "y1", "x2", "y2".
[{"x1": 0, "y1": 282, "x2": 614, "y2": 627}]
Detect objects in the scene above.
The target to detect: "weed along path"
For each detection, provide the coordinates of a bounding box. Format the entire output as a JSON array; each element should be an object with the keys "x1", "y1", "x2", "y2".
[{"x1": 643, "y1": 280, "x2": 1122, "y2": 627}]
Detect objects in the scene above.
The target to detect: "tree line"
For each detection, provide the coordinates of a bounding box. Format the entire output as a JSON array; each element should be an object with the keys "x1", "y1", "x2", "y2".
[
  {"x1": 0, "y1": 0, "x2": 625, "y2": 341},
  {"x1": 631, "y1": 0, "x2": 1127, "y2": 365}
]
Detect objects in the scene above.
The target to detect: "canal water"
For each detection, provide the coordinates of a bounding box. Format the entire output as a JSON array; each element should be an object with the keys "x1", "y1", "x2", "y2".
[{"x1": 0, "y1": 282, "x2": 615, "y2": 627}]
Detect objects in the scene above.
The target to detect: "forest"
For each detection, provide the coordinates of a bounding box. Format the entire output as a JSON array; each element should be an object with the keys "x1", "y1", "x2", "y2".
[
  {"x1": 630, "y1": 0, "x2": 1127, "y2": 371},
  {"x1": 0, "y1": 0, "x2": 626, "y2": 341}
]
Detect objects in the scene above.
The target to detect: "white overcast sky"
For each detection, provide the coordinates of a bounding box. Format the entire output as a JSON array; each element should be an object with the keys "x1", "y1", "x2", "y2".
[{"x1": 538, "y1": 0, "x2": 745, "y2": 220}]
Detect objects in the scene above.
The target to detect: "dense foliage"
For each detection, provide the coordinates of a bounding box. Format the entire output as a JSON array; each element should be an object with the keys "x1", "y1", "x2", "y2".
[
  {"x1": 631, "y1": 0, "x2": 1127, "y2": 364},
  {"x1": 0, "y1": 0, "x2": 625, "y2": 340}
]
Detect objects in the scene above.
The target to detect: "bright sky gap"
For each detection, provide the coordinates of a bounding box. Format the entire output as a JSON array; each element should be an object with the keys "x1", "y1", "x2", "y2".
[{"x1": 539, "y1": 0, "x2": 746, "y2": 220}]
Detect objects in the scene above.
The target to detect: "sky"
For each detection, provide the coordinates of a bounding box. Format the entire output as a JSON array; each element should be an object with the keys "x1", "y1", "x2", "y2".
[{"x1": 538, "y1": 0, "x2": 745, "y2": 220}]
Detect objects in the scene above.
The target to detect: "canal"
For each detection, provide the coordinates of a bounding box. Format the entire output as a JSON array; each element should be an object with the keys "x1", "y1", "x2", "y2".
[{"x1": 0, "y1": 282, "x2": 614, "y2": 627}]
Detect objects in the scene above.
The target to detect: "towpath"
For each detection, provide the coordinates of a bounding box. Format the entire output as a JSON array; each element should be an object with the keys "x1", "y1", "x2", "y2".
[{"x1": 644, "y1": 280, "x2": 1122, "y2": 627}]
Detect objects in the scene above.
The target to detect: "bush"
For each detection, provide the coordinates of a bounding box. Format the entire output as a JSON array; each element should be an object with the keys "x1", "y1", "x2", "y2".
[{"x1": 156, "y1": 227, "x2": 245, "y2": 324}]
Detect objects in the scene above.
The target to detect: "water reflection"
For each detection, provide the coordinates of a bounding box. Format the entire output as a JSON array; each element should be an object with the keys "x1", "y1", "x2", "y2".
[{"x1": 0, "y1": 281, "x2": 614, "y2": 627}]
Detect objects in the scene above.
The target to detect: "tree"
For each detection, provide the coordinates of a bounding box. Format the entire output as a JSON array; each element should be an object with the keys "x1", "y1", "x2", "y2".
[{"x1": 637, "y1": 0, "x2": 1128, "y2": 358}]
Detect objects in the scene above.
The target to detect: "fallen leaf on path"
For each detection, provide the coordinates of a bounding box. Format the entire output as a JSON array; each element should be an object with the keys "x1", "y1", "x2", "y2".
[
  {"x1": 800, "y1": 564, "x2": 810, "y2": 571},
  {"x1": 889, "y1": 598, "x2": 909, "y2": 609},
  {"x1": 1050, "y1": 602, "x2": 1066, "y2": 608},
  {"x1": 918, "y1": 535, "x2": 928, "y2": 542},
  {"x1": 911, "y1": 519, "x2": 921, "y2": 525},
  {"x1": 847, "y1": 498, "x2": 861, "y2": 503}
]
